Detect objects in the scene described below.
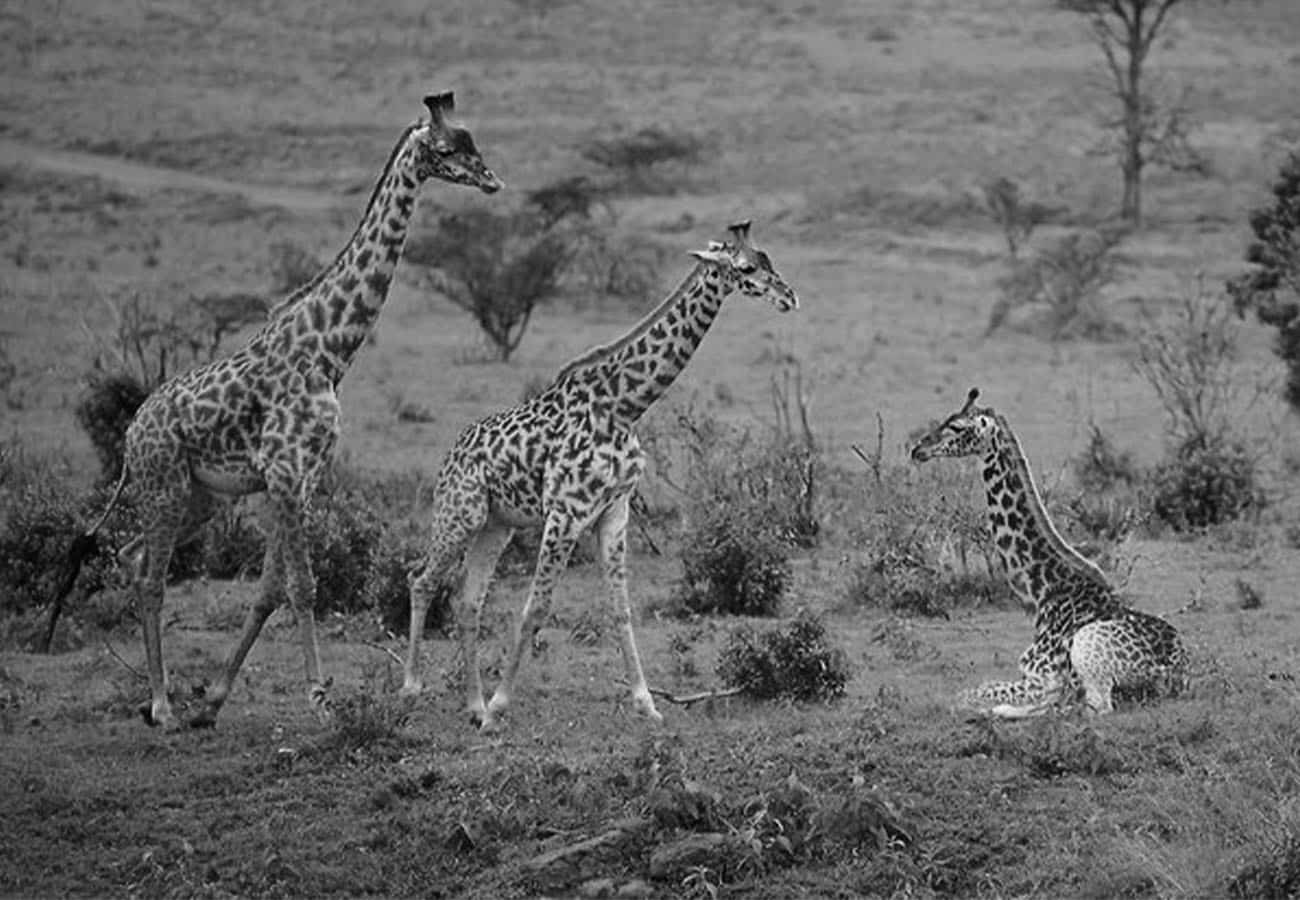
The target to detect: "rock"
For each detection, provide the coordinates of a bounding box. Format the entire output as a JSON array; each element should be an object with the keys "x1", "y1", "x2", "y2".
[
  {"x1": 578, "y1": 877, "x2": 616, "y2": 898},
  {"x1": 616, "y1": 879, "x2": 653, "y2": 898}
]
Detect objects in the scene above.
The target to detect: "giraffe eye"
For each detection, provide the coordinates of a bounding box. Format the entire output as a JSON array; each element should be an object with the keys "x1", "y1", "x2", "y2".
[{"x1": 738, "y1": 261, "x2": 758, "y2": 275}]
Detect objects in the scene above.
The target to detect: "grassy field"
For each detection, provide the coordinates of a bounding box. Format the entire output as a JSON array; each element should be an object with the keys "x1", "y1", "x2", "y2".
[{"x1": 3, "y1": 0, "x2": 1300, "y2": 897}]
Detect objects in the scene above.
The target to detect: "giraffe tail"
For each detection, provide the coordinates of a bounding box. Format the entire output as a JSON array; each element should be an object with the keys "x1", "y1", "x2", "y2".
[{"x1": 41, "y1": 468, "x2": 130, "y2": 653}]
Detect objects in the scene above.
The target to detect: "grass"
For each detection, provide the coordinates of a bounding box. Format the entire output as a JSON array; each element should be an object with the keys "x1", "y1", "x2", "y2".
[{"x1": 2, "y1": 0, "x2": 1300, "y2": 896}]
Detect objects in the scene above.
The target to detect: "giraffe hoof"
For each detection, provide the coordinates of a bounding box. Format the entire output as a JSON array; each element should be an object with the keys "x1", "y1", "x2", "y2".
[{"x1": 187, "y1": 709, "x2": 218, "y2": 730}]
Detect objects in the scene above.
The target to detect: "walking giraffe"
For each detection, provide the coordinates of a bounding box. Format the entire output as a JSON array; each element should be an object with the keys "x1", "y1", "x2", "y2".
[
  {"x1": 909, "y1": 388, "x2": 1186, "y2": 716},
  {"x1": 403, "y1": 221, "x2": 799, "y2": 730},
  {"x1": 49, "y1": 93, "x2": 503, "y2": 730}
]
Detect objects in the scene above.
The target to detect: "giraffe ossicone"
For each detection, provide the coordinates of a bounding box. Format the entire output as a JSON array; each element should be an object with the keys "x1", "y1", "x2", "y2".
[
  {"x1": 910, "y1": 387, "x2": 1187, "y2": 717},
  {"x1": 403, "y1": 221, "x2": 798, "y2": 731},
  {"x1": 47, "y1": 93, "x2": 502, "y2": 731}
]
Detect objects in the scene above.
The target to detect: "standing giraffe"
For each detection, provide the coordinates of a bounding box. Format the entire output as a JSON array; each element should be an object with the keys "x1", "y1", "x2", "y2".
[
  {"x1": 50, "y1": 93, "x2": 503, "y2": 730},
  {"x1": 909, "y1": 388, "x2": 1186, "y2": 716},
  {"x1": 403, "y1": 221, "x2": 799, "y2": 730}
]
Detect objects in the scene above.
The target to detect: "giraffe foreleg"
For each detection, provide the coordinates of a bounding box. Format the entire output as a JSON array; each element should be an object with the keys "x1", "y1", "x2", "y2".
[
  {"x1": 484, "y1": 510, "x2": 581, "y2": 730},
  {"x1": 596, "y1": 495, "x2": 661, "y2": 723},
  {"x1": 265, "y1": 474, "x2": 329, "y2": 719}
]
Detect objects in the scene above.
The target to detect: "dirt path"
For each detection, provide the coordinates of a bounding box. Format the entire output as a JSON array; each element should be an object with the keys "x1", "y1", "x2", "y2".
[{"x1": 0, "y1": 138, "x2": 341, "y2": 213}]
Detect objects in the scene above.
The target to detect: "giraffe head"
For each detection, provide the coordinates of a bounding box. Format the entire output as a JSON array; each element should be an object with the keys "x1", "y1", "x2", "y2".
[
  {"x1": 910, "y1": 388, "x2": 999, "y2": 462},
  {"x1": 689, "y1": 221, "x2": 798, "y2": 312},
  {"x1": 409, "y1": 92, "x2": 504, "y2": 193}
]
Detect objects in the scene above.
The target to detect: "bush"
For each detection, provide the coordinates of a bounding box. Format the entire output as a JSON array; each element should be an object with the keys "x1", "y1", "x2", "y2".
[
  {"x1": 74, "y1": 372, "x2": 149, "y2": 482},
  {"x1": 0, "y1": 443, "x2": 130, "y2": 642},
  {"x1": 716, "y1": 613, "x2": 851, "y2": 704},
  {"x1": 988, "y1": 227, "x2": 1124, "y2": 339},
  {"x1": 1150, "y1": 437, "x2": 1262, "y2": 531},
  {"x1": 659, "y1": 394, "x2": 821, "y2": 617},
  {"x1": 980, "y1": 176, "x2": 1061, "y2": 259},
  {"x1": 1227, "y1": 149, "x2": 1300, "y2": 413},
  {"x1": 676, "y1": 505, "x2": 791, "y2": 617},
  {"x1": 578, "y1": 127, "x2": 704, "y2": 195},
  {"x1": 843, "y1": 431, "x2": 1014, "y2": 618},
  {"x1": 1073, "y1": 423, "x2": 1140, "y2": 493},
  {"x1": 1134, "y1": 285, "x2": 1268, "y2": 531}
]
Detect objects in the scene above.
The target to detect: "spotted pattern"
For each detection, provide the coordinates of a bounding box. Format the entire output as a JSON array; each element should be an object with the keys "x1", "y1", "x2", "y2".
[
  {"x1": 403, "y1": 222, "x2": 799, "y2": 730},
  {"x1": 911, "y1": 389, "x2": 1186, "y2": 717},
  {"x1": 86, "y1": 96, "x2": 501, "y2": 731}
]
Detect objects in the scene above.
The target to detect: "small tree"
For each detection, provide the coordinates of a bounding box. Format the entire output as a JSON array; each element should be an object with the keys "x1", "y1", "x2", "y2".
[
  {"x1": 980, "y1": 176, "x2": 1060, "y2": 259},
  {"x1": 1227, "y1": 149, "x2": 1300, "y2": 414},
  {"x1": 1062, "y1": 0, "x2": 1205, "y2": 226},
  {"x1": 405, "y1": 207, "x2": 574, "y2": 361}
]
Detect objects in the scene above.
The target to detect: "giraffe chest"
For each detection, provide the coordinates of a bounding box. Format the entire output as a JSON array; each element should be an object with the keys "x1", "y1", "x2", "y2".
[
  {"x1": 470, "y1": 406, "x2": 644, "y2": 524},
  {"x1": 132, "y1": 359, "x2": 341, "y2": 495}
]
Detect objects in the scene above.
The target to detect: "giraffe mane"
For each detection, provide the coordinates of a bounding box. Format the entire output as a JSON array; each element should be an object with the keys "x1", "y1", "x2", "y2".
[
  {"x1": 991, "y1": 411, "x2": 1109, "y2": 583},
  {"x1": 552, "y1": 260, "x2": 712, "y2": 383},
  {"x1": 265, "y1": 122, "x2": 422, "y2": 321}
]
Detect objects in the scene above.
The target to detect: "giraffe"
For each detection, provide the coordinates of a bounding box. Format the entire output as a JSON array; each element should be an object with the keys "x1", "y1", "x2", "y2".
[
  {"x1": 909, "y1": 388, "x2": 1186, "y2": 717},
  {"x1": 402, "y1": 221, "x2": 799, "y2": 730},
  {"x1": 50, "y1": 93, "x2": 503, "y2": 731}
]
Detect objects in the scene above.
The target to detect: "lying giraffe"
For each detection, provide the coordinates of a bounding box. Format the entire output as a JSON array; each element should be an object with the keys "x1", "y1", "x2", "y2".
[
  {"x1": 403, "y1": 221, "x2": 799, "y2": 730},
  {"x1": 909, "y1": 388, "x2": 1186, "y2": 716},
  {"x1": 50, "y1": 93, "x2": 502, "y2": 730}
]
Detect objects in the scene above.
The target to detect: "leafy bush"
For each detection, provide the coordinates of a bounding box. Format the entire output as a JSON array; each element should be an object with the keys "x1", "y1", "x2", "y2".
[
  {"x1": 843, "y1": 431, "x2": 1014, "y2": 618},
  {"x1": 74, "y1": 372, "x2": 149, "y2": 482},
  {"x1": 988, "y1": 227, "x2": 1125, "y2": 338},
  {"x1": 658, "y1": 392, "x2": 821, "y2": 617},
  {"x1": 579, "y1": 127, "x2": 704, "y2": 195},
  {"x1": 1227, "y1": 149, "x2": 1300, "y2": 413},
  {"x1": 676, "y1": 505, "x2": 791, "y2": 617},
  {"x1": 1073, "y1": 422, "x2": 1140, "y2": 493},
  {"x1": 716, "y1": 613, "x2": 851, "y2": 704},
  {"x1": 1150, "y1": 438, "x2": 1262, "y2": 531},
  {"x1": 980, "y1": 176, "x2": 1061, "y2": 259},
  {"x1": 1134, "y1": 285, "x2": 1267, "y2": 531}
]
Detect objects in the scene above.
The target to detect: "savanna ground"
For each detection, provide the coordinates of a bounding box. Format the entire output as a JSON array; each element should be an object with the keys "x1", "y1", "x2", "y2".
[{"x1": 3, "y1": 1, "x2": 1300, "y2": 897}]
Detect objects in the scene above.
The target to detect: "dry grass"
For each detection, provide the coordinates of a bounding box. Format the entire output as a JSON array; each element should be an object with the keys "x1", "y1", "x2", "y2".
[{"x1": 2, "y1": 0, "x2": 1300, "y2": 896}]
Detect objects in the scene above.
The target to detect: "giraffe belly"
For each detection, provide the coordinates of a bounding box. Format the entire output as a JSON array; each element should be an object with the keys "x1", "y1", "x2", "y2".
[{"x1": 192, "y1": 462, "x2": 266, "y2": 495}]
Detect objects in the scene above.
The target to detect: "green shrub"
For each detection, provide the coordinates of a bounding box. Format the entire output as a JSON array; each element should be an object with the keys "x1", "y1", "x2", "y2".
[
  {"x1": 676, "y1": 505, "x2": 791, "y2": 617},
  {"x1": 716, "y1": 613, "x2": 850, "y2": 703},
  {"x1": 0, "y1": 444, "x2": 127, "y2": 621},
  {"x1": 843, "y1": 444, "x2": 1013, "y2": 618},
  {"x1": 1150, "y1": 437, "x2": 1263, "y2": 531},
  {"x1": 74, "y1": 372, "x2": 149, "y2": 482},
  {"x1": 1227, "y1": 149, "x2": 1300, "y2": 414}
]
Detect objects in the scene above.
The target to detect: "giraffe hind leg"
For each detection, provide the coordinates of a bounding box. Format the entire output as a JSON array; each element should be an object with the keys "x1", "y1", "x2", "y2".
[
  {"x1": 131, "y1": 472, "x2": 192, "y2": 731},
  {"x1": 596, "y1": 495, "x2": 661, "y2": 723}
]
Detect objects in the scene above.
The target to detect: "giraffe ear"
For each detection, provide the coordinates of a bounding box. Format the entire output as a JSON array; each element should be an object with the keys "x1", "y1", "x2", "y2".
[
  {"x1": 423, "y1": 92, "x2": 455, "y2": 123},
  {"x1": 689, "y1": 248, "x2": 730, "y2": 264}
]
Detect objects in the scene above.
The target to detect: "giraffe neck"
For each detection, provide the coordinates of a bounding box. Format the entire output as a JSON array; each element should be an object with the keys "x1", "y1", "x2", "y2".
[
  {"x1": 555, "y1": 264, "x2": 729, "y2": 424},
  {"x1": 256, "y1": 125, "x2": 424, "y2": 385},
  {"x1": 980, "y1": 414, "x2": 1108, "y2": 610}
]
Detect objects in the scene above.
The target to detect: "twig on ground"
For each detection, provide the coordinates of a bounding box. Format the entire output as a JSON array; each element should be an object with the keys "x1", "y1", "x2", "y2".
[{"x1": 647, "y1": 685, "x2": 744, "y2": 707}]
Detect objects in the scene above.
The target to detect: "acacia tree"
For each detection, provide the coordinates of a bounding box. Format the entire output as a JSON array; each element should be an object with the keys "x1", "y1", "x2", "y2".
[{"x1": 1065, "y1": 0, "x2": 1203, "y2": 226}]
